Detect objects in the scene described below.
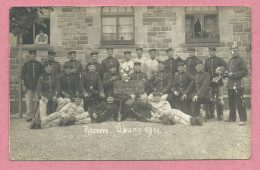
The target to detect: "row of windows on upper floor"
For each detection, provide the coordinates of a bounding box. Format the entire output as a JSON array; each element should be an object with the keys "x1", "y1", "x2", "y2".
[{"x1": 22, "y1": 6, "x2": 220, "y2": 45}]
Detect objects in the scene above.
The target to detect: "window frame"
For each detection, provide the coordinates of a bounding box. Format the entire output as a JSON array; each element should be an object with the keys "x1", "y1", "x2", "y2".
[
  {"x1": 101, "y1": 6, "x2": 135, "y2": 45},
  {"x1": 22, "y1": 16, "x2": 50, "y2": 45},
  {"x1": 185, "y1": 7, "x2": 220, "y2": 44}
]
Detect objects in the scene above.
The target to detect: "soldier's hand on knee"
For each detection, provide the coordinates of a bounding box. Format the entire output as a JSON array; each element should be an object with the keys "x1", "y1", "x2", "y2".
[
  {"x1": 84, "y1": 93, "x2": 89, "y2": 97},
  {"x1": 100, "y1": 93, "x2": 105, "y2": 98},
  {"x1": 93, "y1": 113, "x2": 97, "y2": 119},
  {"x1": 192, "y1": 95, "x2": 198, "y2": 102},
  {"x1": 182, "y1": 94, "x2": 187, "y2": 101},
  {"x1": 174, "y1": 91, "x2": 179, "y2": 96}
]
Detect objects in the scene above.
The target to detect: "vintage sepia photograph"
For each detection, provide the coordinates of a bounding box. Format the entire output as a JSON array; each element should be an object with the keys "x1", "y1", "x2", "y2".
[{"x1": 9, "y1": 6, "x2": 251, "y2": 160}]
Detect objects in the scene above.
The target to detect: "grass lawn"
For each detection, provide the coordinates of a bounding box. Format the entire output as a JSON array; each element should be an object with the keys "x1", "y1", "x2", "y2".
[{"x1": 9, "y1": 110, "x2": 251, "y2": 160}]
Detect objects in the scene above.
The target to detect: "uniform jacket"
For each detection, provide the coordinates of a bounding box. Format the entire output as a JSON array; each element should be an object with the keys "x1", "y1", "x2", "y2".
[
  {"x1": 81, "y1": 71, "x2": 104, "y2": 96},
  {"x1": 90, "y1": 101, "x2": 119, "y2": 123},
  {"x1": 101, "y1": 56, "x2": 120, "y2": 75},
  {"x1": 59, "y1": 73, "x2": 79, "y2": 97},
  {"x1": 130, "y1": 71, "x2": 148, "y2": 81},
  {"x1": 43, "y1": 60, "x2": 61, "y2": 76},
  {"x1": 172, "y1": 71, "x2": 193, "y2": 95},
  {"x1": 60, "y1": 102, "x2": 85, "y2": 118},
  {"x1": 226, "y1": 56, "x2": 248, "y2": 89},
  {"x1": 148, "y1": 70, "x2": 172, "y2": 94},
  {"x1": 187, "y1": 71, "x2": 210, "y2": 99},
  {"x1": 37, "y1": 73, "x2": 60, "y2": 100},
  {"x1": 64, "y1": 60, "x2": 83, "y2": 78},
  {"x1": 85, "y1": 62, "x2": 103, "y2": 80},
  {"x1": 164, "y1": 57, "x2": 184, "y2": 79},
  {"x1": 21, "y1": 60, "x2": 43, "y2": 91},
  {"x1": 103, "y1": 72, "x2": 121, "y2": 95},
  {"x1": 204, "y1": 55, "x2": 227, "y2": 78},
  {"x1": 185, "y1": 56, "x2": 201, "y2": 76}
]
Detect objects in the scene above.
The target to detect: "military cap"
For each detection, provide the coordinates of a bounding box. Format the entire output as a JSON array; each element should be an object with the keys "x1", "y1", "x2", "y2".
[
  {"x1": 149, "y1": 49, "x2": 156, "y2": 53},
  {"x1": 48, "y1": 50, "x2": 56, "y2": 55},
  {"x1": 208, "y1": 46, "x2": 216, "y2": 51},
  {"x1": 63, "y1": 65, "x2": 73, "y2": 69},
  {"x1": 43, "y1": 62, "x2": 53, "y2": 68},
  {"x1": 106, "y1": 93, "x2": 114, "y2": 98},
  {"x1": 177, "y1": 62, "x2": 185, "y2": 67},
  {"x1": 188, "y1": 48, "x2": 196, "y2": 52},
  {"x1": 109, "y1": 64, "x2": 116, "y2": 68},
  {"x1": 124, "y1": 51, "x2": 131, "y2": 55},
  {"x1": 136, "y1": 48, "x2": 143, "y2": 51},
  {"x1": 194, "y1": 60, "x2": 203, "y2": 66},
  {"x1": 86, "y1": 62, "x2": 96, "y2": 67},
  {"x1": 106, "y1": 47, "x2": 114, "y2": 51},
  {"x1": 68, "y1": 51, "x2": 76, "y2": 55},
  {"x1": 230, "y1": 44, "x2": 239, "y2": 51},
  {"x1": 134, "y1": 61, "x2": 142, "y2": 65},
  {"x1": 28, "y1": 50, "x2": 36, "y2": 55},
  {"x1": 90, "y1": 51, "x2": 98, "y2": 56},
  {"x1": 153, "y1": 89, "x2": 162, "y2": 96},
  {"x1": 166, "y1": 47, "x2": 173, "y2": 53}
]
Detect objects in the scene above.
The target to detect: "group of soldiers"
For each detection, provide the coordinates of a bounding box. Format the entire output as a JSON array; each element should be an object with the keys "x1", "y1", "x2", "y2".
[{"x1": 21, "y1": 44, "x2": 249, "y2": 127}]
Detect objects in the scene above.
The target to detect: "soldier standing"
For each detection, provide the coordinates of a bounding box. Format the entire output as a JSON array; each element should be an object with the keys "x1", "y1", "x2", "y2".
[
  {"x1": 37, "y1": 63, "x2": 60, "y2": 115},
  {"x1": 81, "y1": 62, "x2": 105, "y2": 111},
  {"x1": 168, "y1": 62, "x2": 193, "y2": 114},
  {"x1": 148, "y1": 59, "x2": 172, "y2": 101},
  {"x1": 187, "y1": 61, "x2": 211, "y2": 117},
  {"x1": 134, "y1": 48, "x2": 146, "y2": 72},
  {"x1": 185, "y1": 47, "x2": 201, "y2": 76},
  {"x1": 204, "y1": 46, "x2": 227, "y2": 120},
  {"x1": 143, "y1": 49, "x2": 158, "y2": 79},
  {"x1": 120, "y1": 51, "x2": 134, "y2": 75},
  {"x1": 21, "y1": 50, "x2": 43, "y2": 122},
  {"x1": 225, "y1": 45, "x2": 248, "y2": 126},
  {"x1": 85, "y1": 51, "x2": 103, "y2": 80},
  {"x1": 164, "y1": 47, "x2": 184, "y2": 79},
  {"x1": 64, "y1": 51, "x2": 83, "y2": 82},
  {"x1": 43, "y1": 50, "x2": 61, "y2": 76},
  {"x1": 101, "y1": 48, "x2": 120, "y2": 76}
]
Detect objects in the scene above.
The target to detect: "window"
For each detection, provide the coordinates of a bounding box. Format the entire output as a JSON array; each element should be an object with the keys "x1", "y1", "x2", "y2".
[
  {"x1": 101, "y1": 6, "x2": 135, "y2": 45},
  {"x1": 22, "y1": 11, "x2": 50, "y2": 44},
  {"x1": 185, "y1": 6, "x2": 220, "y2": 43}
]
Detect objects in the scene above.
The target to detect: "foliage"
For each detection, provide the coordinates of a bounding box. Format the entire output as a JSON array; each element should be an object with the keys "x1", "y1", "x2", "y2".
[{"x1": 9, "y1": 7, "x2": 53, "y2": 37}]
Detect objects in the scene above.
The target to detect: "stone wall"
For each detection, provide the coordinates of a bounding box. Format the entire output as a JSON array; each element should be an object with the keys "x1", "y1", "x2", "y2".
[{"x1": 9, "y1": 6, "x2": 251, "y2": 113}]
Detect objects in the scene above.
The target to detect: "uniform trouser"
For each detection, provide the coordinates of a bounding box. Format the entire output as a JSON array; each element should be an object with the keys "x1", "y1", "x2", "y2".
[
  {"x1": 83, "y1": 94, "x2": 101, "y2": 111},
  {"x1": 56, "y1": 98, "x2": 71, "y2": 112},
  {"x1": 41, "y1": 111, "x2": 62, "y2": 127},
  {"x1": 46, "y1": 100, "x2": 57, "y2": 115},
  {"x1": 168, "y1": 109, "x2": 191, "y2": 125},
  {"x1": 25, "y1": 90, "x2": 39, "y2": 118},
  {"x1": 74, "y1": 112, "x2": 91, "y2": 125},
  {"x1": 166, "y1": 93, "x2": 192, "y2": 115},
  {"x1": 193, "y1": 97, "x2": 211, "y2": 117},
  {"x1": 208, "y1": 86, "x2": 224, "y2": 118},
  {"x1": 228, "y1": 89, "x2": 247, "y2": 122}
]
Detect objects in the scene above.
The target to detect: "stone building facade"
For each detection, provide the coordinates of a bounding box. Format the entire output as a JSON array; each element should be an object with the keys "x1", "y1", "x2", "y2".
[{"x1": 9, "y1": 6, "x2": 251, "y2": 113}]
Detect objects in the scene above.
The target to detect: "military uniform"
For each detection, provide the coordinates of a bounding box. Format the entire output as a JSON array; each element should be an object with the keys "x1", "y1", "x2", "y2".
[
  {"x1": 103, "y1": 72, "x2": 121, "y2": 96},
  {"x1": 226, "y1": 53, "x2": 248, "y2": 123},
  {"x1": 164, "y1": 57, "x2": 184, "y2": 79},
  {"x1": 63, "y1": 59, "x2": 83, "y2": 79},
  {"x1": 81, "y1": 71, "x2": 104, "y2": 111},
  {"x1": 187, "y1": 69, "x2": 211, "y2": 116},
  {"x1": 169, "y1": 70, "x2": 193, "y2": 114},
  {"x1": 43, "y1": 60, "x2": 61, "y2": 76},
  {"x1": 21, "y1": 56, "x2": 44, "y2": 119},
  {"x1": 59, "y1": 73, "x2": 79, "y2": 98},
  {"x1": 204, "y1": 49, "x2": 227, "y2": 120},
  {"x1": 89, "y1": 101, "x2": 119, "y2": 123},
  {"x1": 37, "y1": 72, "x2": 60, "y2": 115},
  {"x1": 185, "y1": 48, "x2": 201, "y2": 76},
  {"x1": 101, "y1": 56, "x2": 120, "y2": 75},
  {"x1": 148, "y1": 70, "x2": 172, "y2": 95},
  {"x1": 85, "y1": 62, "x2": 103, "y2": 80}
]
